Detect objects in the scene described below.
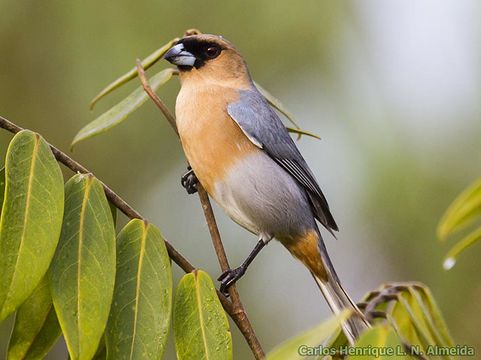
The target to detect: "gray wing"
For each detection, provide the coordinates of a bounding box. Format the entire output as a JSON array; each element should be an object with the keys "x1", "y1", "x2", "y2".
[{"x1": 228, "y1": 89, "x2": 338, "y2": 233}]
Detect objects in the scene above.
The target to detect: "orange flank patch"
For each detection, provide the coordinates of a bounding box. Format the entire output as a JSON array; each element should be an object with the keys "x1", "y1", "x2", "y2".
[
  {"x1": 282, "y1": 230, "x2": 327, "y2": 281},
  {"x1": 175, "y1": 84, "x2": 258, "y2": 194}
]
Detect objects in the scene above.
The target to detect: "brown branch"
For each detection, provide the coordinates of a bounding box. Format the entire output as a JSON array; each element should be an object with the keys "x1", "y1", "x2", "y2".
[
  {"x1": 0, "y1": 113, "x2": 235, "y2": 324},
  {"x1": 136, "y1": 61, "x2": 265, "y2": 359}
]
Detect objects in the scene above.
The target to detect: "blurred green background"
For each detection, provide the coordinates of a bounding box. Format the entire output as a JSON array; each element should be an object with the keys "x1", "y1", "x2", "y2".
[{"x1": 1, "y1": 0, "x2": 480, "y2": 358}]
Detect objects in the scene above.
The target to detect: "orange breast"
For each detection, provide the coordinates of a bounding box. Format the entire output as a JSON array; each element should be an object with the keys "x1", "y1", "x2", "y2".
[{"x1": 175, "y1": 85, "x2": 258, "y2": 194}]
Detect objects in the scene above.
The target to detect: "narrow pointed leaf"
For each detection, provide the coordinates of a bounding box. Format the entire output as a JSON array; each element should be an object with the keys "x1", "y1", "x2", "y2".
[
  {"x1": 349, "y1": 325, "x2": 405, "y2": 359},
  {"x1": 397, "y1": 291, "x2": 437, "y2": 347},
  {"x1": 286, "y1": 127, "x2": 321, "y2": 140},
  {"x1": 0, "y1": 130, "x2": 64, "y2": 321},
  {"x1": 73, "y1": 68, "x2": 177, "y2": 147},
  {"x1": 437, "y1": 177, "x2": 481, "y2": 240},
  {"x1": 49, "y1": 174, "x2": 116, "y2": 360},
  {"x1": 266, "y1": 310, "x2": 350, "y2": 360},
  {"x1": 0, "y1": 167, "x2": 5, "y2": 215},
  {"x1": 7, "y1": 277, "x2": 61, "y2": 360},
  {"x1": 90, "y1": 38, "x2": 179, "y2": 109},
  {"x1": 254, "y1": 81, "x2": 299, "y2": 129},
  {"x1": 442, "y1": 226, "x2": 481, "y2": 270},
  {"x1": 415, "y1": 286, "x2": 454, "y2": 347},
  {"x1": 173, "y1": 270, "x2": 232, "y2": 360},
  {"x1": 106, "y1": 219, "x2": 172, "y2": 360}
]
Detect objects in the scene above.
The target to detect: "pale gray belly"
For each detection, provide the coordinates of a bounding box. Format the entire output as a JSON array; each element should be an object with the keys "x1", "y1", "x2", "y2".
[{"x1": 212, "y1": 152, "x2": 316, "y2": 237}]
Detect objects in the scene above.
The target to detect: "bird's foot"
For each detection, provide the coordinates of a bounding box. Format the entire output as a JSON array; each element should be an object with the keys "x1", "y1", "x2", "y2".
[
  {"x1": 218, "y1": 266, "x2": 246, "y2": 297},
  {"x1": 181, "y1": 166, "x2": 198, "y2": 194}
]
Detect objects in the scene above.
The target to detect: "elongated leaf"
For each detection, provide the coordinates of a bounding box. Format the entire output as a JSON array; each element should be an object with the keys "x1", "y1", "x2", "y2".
[
  {"x1": 0, "y1": 167, "x2": 5, "y2": 215},
  {"x1": 90, "y1": 39, "x2": 179, "y2": 109},
  {"x1": 0, "y1": 130, "x2": 64, "y2": 321},
  {"x1": 415, "y1": 286, "x2": 454, "y2": 347},
  {"x1": 389, "y1": 300, "x2": 425, "y2": 353},
  {"x1": 106, "y1": 219, "x2": 172, "y2": 360},
  {"x1": 266, "y1": 311, "x2": 350, "y2": 360},
  {"x1": 349, "y1": 325, "x2": 406, "y2": 359},
  {"x1": 403, "y1": 289, "x2": 454, "y2": 360},
  {"x1": 49, "y1": 174, "x2": 116, "y2": 360},
  {"x1": 7, "y1": 277, "x2": 61, "y2": 360},
  {"x1": 173, "y1": 270, "x2": 232, "y2": 360},
  {"x1": 442, "y1": 226, "x2": 481, "y2": 270},
  {"x1": 286, "y1": 126, "x2": 321, "y2": 140},
  {"x1": 396, "y1": 291, "x2": 436, "y2": 347},
  {"x1": 73, "y1": 68, "x2": 177, "y2": 147},
  {"x1": 437, "y1": 177, "x2": 481, "y2": 240}
]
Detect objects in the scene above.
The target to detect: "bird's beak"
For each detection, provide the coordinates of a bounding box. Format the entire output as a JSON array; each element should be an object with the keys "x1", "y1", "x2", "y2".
[{"x1": 163, "y1": 43, "x2": 196, "y2": 67}]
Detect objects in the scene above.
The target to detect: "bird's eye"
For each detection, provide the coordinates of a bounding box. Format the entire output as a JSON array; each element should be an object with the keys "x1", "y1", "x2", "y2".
[{"x1": 205, "y1": 46, "x2": 221, "y2": 59}]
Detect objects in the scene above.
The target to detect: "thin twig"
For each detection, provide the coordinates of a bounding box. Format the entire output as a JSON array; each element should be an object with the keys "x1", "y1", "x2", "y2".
[
  {"x1": 136, "y1": 61, "x2": 265, "y2": 359},
  {"x1": 0, "y1": 114, "x2": 235, "y2": 321}
]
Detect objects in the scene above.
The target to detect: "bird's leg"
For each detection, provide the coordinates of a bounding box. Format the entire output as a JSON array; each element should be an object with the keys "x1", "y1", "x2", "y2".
[
  {"x1": 218, "y1": 234, "x2": 272, "y2": 297},
  {"x1": 181, "y1": 165, "x2": 199, "y2": 194}
]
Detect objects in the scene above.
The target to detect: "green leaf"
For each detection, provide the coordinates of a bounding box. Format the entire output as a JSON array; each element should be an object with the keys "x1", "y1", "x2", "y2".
[
  {"x1": 92, "y1": 338, "x2": 106, "y2": 360},
  {"x1": 442, "y1": 226, "x2": 481, "y2": 270},
  {"x1": 437, "y1": 177, "x2": 481, "y2": 240},
  {"x1": 349, "y1": 325, "x2": 407, "y2": 359},
  {"x1": 400, "y1": 289, "x2": 455, "y2": 360},
  {"x1": 49, "y1": 174, "x2": 116, "y2": 360},
  {"x1": 108, "y1": 201, "x2": 117, "y2": 227},
  {"x1": 415, "y1": 286, "x2": 454, "y2": 347},
  {"x1": 7, "y1": 276, "x2": 61, "y2": 360},
  {"x1": 72, "y1": 68, "x2": 177, "y2": 148},
  {"x1": 0, "y1": 167, "x2": 5, "y2": 215},
  {"x1": 90, "y1": 38, "x2": 179, "y2": 109},
  {"x1": 0, "y1": 130, "x2": 64, "y2": 321},
  {"x1": 286, "y1": 127, "x2": 321, "y2": 140},
  {"x1": 106, "y1": 219, "x2": 172, "y2": 360},
  {"x1": 395, "y1": 291, "x2": 436, "y2": 348},
  {"x1": 173, "y1": 270, "x2": 232, "y2": 360},
  {"x1": 266, "y1": 310, "x2": 350, "y2": 360},
  {"x1": 389, "y1": 299, "x2": 425, "y2": 352}
]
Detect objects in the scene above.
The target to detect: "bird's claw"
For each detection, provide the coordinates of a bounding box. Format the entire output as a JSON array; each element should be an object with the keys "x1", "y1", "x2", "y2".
[
  {"x1": 181, "y1": 166, "x2": 199, "y2": 194},
  {"x1": 218, "y1": 267, "x2": 245, "y2": 297}
]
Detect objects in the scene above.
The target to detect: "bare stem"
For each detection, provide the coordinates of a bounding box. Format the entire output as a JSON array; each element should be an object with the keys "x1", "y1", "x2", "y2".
[{"x1": 136, "y1": 61, "x2": 265, "y2": 359}]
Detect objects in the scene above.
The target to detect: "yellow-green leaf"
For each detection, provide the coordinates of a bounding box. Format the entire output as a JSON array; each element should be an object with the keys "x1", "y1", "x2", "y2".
[
  {"x1": 49, "y1": 174, "x2": 116, "y2": 360},
  {"x1": 415, "y1": 286, "x2": 454, "y2": 348},
  {"x1": 349, "y1": 325, "x2": 407, "y2": 359},
  {"x1": 437, "y1": 177, "x2": 481, "y2": 240},
  {"x1": 0, "y1": 167, "x2": 5, "y2": 215},
  {"x1": 106, "y1": 219, "x2": 172, "y2": 360},
  {"x1": 286, "y1": 126, "x2": 321, "y2": 140},
  {"x1": 442, "y1": 226, "x2": 481, "y2": 270},
  {"x1": 173, "y1": 270, "x2": 232, "y2": 360},
  {"x1": 266, "y1": 310, "x2": 350, "y2": 360},
  {"x1": 7, "y1": 276, "x2": 61, "y2": 360},
  {"x1": 0, "y1": 130, "x2": 64, "y2": 321},
  {"x1": 90, "y1": 38, "x2": 179, "y2": 109},
  {"x1": 72, "y1": 68, "x2": 177, "y2": 148}
]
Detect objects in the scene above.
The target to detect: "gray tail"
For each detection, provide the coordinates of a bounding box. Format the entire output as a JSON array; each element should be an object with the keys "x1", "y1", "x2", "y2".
[
  {"x1": 314, "y1": 232, "x2": 370, "y2": 344},
  {"x1": 314, "y1": 274, "x2": 370, "y2": 344}
]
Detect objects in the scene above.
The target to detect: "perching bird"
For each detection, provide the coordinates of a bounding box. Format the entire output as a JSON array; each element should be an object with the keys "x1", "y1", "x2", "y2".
[{"x1": 164, "y1": 34, "x2": 369, "y2": 342}]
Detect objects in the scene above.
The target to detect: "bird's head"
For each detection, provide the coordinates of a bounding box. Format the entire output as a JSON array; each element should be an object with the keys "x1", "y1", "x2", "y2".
[{"x1": 164, "y1": 34, "x2": 252, "y2": 87}]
